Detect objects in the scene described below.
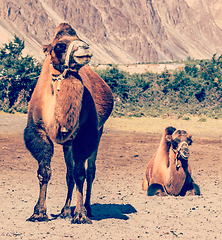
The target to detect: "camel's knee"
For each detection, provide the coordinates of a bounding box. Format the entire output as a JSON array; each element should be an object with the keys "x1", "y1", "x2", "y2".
[
  {"x1": 74, "y1": 165, "x2": 86, "y2": 185},
  {"x1": 87, "y1": 156, "x2": 96, "y2": 176},
  {"x1": 192, "y1": 183, "x2": 200, "y2": 195},
  {"x1": 86, "y1": 166, "x2": 96, "y2": 182},
  {"x1": 181, "y1": 183, "x2": 200, "y2": 196},
  {"x1": 37, "y1": 164, "x2": 52, "y2": 185}
]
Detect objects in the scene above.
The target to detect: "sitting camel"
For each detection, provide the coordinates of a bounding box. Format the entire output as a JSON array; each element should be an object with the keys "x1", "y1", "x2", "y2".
[
  {"x1": 142, "y1": 126, "x2": 200, "y2": 196},
  {"x1": 24, "y1": 23, "x2": 113, "y2": 224}
]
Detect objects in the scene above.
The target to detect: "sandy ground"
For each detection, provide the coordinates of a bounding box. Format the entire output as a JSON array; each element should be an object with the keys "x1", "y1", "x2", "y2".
[{"x1": 0, "y1": 114, "x2": 222, "y2": 239}]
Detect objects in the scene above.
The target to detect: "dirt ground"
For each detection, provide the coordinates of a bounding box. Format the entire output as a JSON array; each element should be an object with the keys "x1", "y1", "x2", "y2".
[{"x1": 0, "y1": 114, "x2": 222, "y2": 239}]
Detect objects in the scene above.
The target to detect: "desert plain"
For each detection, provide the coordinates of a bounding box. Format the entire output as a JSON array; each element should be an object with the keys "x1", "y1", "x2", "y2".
[{"x1": 0, "y1": 113, "x2": 222, "y2": 239}]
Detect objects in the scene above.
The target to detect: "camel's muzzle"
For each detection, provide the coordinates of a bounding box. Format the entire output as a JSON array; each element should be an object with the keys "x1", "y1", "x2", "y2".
[
  {"x1": 177, "y1": 142, "x2": 189, "y2": 160},
  {"x1": 66, "y1": 40, "x2": 92, "y2": 69},
  {"x1": 173, "y1": 141, "x2": 190, "y2": 170}
]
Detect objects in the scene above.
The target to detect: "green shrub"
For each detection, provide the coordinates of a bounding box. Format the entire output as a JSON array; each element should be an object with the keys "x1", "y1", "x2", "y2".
[
  {"x1": 198, "y1": 118, "x2": 207, "y2": 122},
  {"x1": 0, "y1": 36, "x2": 41, "y2": 113},
  {"x1": 96, "y1": 55, "x2": 222, "y2": 119},
  {"x1": 1, "y1": 37, "x2": 222, "y2": 119}
]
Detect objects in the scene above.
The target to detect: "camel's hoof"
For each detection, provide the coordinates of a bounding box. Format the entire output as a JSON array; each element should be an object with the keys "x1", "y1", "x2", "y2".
[
  {"x1": 27, "y1": 213, "x2": 49, "y2": 222},
  {"x1": 71, "y1": 212, "x2": 92, "y2": 224},
  {"x1": 84, "y1": 204, "x2": 93, "y2": 217},
  {"x1": 59, "y1": 207, "x2": 72, "y2": 219}
]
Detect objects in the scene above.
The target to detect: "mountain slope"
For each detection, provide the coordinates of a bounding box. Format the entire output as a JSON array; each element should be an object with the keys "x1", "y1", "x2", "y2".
[{"x1": 1, "y1": 0, "x2": 222, "y2": 64}]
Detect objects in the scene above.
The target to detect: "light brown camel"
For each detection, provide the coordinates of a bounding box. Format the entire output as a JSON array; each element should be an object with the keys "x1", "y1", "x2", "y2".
[
  {"x1": 142, "y1": 126, "x2": 200, "y2": 196},
  {"x1": 24, "y1": 23, "x2": 113, "y2": 224}
]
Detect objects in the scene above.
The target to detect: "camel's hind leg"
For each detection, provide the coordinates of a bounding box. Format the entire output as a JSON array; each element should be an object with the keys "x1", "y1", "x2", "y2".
[
  {"x1": 59, "y1": 144, "x2": 75, "y2": 219},
  {"x1": 85, "y1": 126, "x2": 103, "y2": 217},
  {"x1": 69, "y1": 123, "x2": 99, "y2": 224},
  {"x1": 24, "y1": 123, "x2": 53, "y2": 222},
  {"x1": 84, "y1": 150, "x2": 97, "y2": 217}
]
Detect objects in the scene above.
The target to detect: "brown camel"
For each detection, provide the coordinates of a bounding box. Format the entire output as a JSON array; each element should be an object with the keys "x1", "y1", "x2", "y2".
[
  {"x1": 24, "y1": 23, "x2": 113, "y2": 224},
  {"x1": 142, "y1": 126, "x2": 200, "y2": 196}
]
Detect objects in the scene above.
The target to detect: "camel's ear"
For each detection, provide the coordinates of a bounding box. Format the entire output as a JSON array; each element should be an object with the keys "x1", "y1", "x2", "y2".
[
  {"x1": 165, "y1": 127, "x2": 175, "y2": 142},
  {"x1": 165, "y1": 126, "x2": 176, "y2": 136},
  {"x1": 43, "y1": 44, "x2": 52, "y2": 54},
  {"x1": 187, "y1": 135, "x2": 193, "y2": 145}
]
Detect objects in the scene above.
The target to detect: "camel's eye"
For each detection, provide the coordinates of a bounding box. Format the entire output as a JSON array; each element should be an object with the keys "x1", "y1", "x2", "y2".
[
  {"x1": 54, "y1": 43, "x2": 67, "y2": 55},
  {"x1": 172, "y1": 139, "x2": 179, "y2": 149},
  {"x1": 187, "y1": 136, "x2": 193, "y2": 145}
]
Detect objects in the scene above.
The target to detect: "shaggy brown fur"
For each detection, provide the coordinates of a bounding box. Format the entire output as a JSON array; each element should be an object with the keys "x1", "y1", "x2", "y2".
[
  {"x1": 142, "y1": 126, "x2": 200, "y2": 196},
  {"x1": 24, "y1": 23, "x2": 113, "y2": 224}
]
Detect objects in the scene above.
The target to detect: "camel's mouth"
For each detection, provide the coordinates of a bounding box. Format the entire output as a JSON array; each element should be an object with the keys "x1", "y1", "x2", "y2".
[
  {"x1": 72, "y1": 54, "x2": 92, "y2": 67},
  {"x1": 178, "y1": 142, "x2": 190, "y2": 160},
  {"x1": 179, "y1": 148, "x2": 189, "y2": 160},
  {"x1": 71, "y1": 41, "x2": 92, "y2": 67}
]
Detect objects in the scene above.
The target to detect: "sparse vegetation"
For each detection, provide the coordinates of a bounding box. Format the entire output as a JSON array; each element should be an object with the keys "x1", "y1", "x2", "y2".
[
  {"x1": 198, "y1": 118, "x2": 207, "y2": 122},
  {"x1": 96, "y1": 54, "x2": 222, "y2": 119},
  {"x1": 1, "y1": 36, "x2": 222, "y2": 119},
  {"x1": 0, "y1": 36, "x2": 41, "y2": 113}
]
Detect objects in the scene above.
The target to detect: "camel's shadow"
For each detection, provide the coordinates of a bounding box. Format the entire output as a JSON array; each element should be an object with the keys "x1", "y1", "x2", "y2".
[
  {"x1": 90, "y1": 203, "x2": 137, "y2": 221},
  {"x1": 51, "y1": 203, "x2": 137, "y2": 221}
]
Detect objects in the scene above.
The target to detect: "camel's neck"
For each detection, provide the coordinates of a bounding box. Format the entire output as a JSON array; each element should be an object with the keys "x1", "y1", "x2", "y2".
[
  {"x1": 168, "y1": 147, "x2": 189, "y2": 171},
  {"x1": 164, "y1": 147, "x2": 187, "y2": 195},
  {"x1": 45, "y1": 59, "x2": 85, "y2": 143},
  {"x1": 168, "y1": 147, "x2": 176, "y2": 167},
  {"x1": 55, "y1": 77, "x2": 84, "y2": 143}
]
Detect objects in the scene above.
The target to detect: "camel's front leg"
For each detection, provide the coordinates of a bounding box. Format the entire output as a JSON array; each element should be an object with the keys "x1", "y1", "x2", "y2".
[
  {"x1": 28, "y1": 163, "x2": 51, "y2": 222},
  {"x1": 180, "y1": 182, "x2": 201, "y2": 196},
  {"x1": 24, "y1": 125, "x2": 53, "y2": 222},
  {"x1": 72, "y1": 160, "x2": 92, "y2": 224},
  {"x1": 186, "y1": 183, "x2": 200, "y2": 196},
  {"x1": 59, "y1": 144, "x2": 75, "y2": 219}
]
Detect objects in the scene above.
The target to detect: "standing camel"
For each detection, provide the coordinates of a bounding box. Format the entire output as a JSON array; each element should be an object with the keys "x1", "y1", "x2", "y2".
[
  {"x1": 142, "y1": 126, "x2": 200, "y2": 196},
  {"x1": 24, "y1": 23, "x2": 113, "y2": 224}
]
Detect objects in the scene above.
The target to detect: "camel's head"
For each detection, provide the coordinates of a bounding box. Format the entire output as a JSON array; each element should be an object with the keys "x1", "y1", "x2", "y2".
[
  {"x1": 166, "y1": 127, "x2": 192, "y2": 161},
  {"x1": 43, "y1": 23, "x2": 92, "y2": 73}
]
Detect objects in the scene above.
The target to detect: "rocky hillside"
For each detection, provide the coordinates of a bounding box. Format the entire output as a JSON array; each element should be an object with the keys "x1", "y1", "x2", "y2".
[{"x1": 1, "y1": 0, "x2": 222, "y2": 64}]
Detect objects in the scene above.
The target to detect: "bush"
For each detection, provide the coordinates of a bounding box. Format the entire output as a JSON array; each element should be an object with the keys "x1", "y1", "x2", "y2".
[
  {"x1": 1, "y1": 36, "x2": 222, "y2": 119},
  {"x1": 96, "y1": 55, "x2": 222, "y2": 118},
  {"x1": 0, "y1": 36, "x2": 41, "y2": 113}
]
